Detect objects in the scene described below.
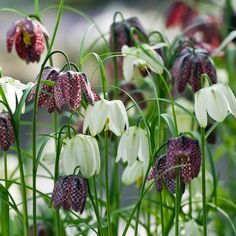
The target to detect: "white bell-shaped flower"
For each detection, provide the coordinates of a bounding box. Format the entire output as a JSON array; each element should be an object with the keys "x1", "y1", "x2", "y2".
[
  {"x1": 0, "y1": 76, "x2": 32, "y2": 113},
  {"x1": 194, "y1": 83, "x2": 236, "y2": 127},
  {"x1": 116, "y1": 126, "x2": 149, "y2": 166},
  {"x1": 122, "y1": 43, "x2": 165, "y2": 81},
  {"x1": 61, "y1": 134, "x2": 100, "y2": 178},
  {"x1": 83, "y1": 99, "x2": 129, "y2": 136},
  {"x1": 122, "y1": 160, "x2": 148, "y2": 185}
]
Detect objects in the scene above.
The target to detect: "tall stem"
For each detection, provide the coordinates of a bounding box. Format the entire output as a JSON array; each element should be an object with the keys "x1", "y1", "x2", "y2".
[
  {"x1": 31, "y1": 1, "x2": 64, "y2": 236},
  {"x1": 15, "y1": 134, "x2": 29, "y2": 236},
  {"x1": 4, "y1": 152, "x2": 8, "y2": 189},
  {"x1": 201, "y1": 128, "x2": 207, "y2": 236},
  {"x1": 160, "y1": 192, "x2": 165, "y2": 236},
  {"x1": 104, "y1": 131, "x2": 112, "y2": 235},
  {"x1": 175, "y1": 167, "x2": 180, "y2": 236}
]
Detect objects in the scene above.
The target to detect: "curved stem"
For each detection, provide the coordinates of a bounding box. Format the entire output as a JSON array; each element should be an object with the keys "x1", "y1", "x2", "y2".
[
  {"x1": 34, "y1": 0, "x2": 40, "y2": 18},
  {"x1": 201, "y1": 127, "x2": 207, "y2": 236},
  {"x1": 31, "y1": 1, "x2": 64, "y2": 236}
]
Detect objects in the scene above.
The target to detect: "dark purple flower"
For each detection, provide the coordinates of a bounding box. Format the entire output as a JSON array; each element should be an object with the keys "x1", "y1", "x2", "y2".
[
  {"x1": 51, "y1": 175, "x2": 88, "y2": 213},
  {"x1": 184, "y1": 15, "x2": 222, "y2": 50},
  {"x1": 28, "y1": 68, "x2": 100, "y2": 113},
  {"x1": 166, "y1": 136, "x2": 201, "y2": 184},
  {"x1": 0, "y1": 112, "x2": 15, "y2": 151},
  {"x1": 148, "y1": 155, "x2": 185, "y2": 194},
  {"x1": 166, "y1": 1, "x2": 197, "y2": 29},
  {"x1": 109, "y1": 17, "x2": 147, "y2": 52},
  {"x1": 171, "y1": 47, "x2": 217, "y2": 93},
  {"x1": 7, "y1": 17, "x2": 49, "y2": 63}
]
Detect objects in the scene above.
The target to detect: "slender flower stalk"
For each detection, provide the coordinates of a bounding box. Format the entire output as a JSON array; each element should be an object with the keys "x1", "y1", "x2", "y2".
[
  {"x1": 31, "y1": 1, "x2": 64, "y2": 235},
  {"x1": 201, "y1": 127, "x2": 207, "y2": 236}
]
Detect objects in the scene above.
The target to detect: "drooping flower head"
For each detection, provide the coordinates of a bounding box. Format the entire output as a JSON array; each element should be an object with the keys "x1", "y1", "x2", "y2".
[
  {"x1": 28, "y1": 67, "x2": 100, "y2": 113},
  {"x1": 0, "y1": 76, "x2": 32, "y2": 113},
  {"x1": 166, "y1": 136, "x2": 201, "y2": 184},
  {"x1": 0, "y1": 112, "x2": 15, "y2": 151},
  {"x1": 148, "y1": 155, "x2": 185, "y2": 194},
  {"x1": 166, "y1": 1, "x2": 197, "y2": 29},
  {"x1": 116, "y1": 126, "x2": 149, "y2": 166},
  {"x1": 184, "y1": 15, "x2": 222, "y2": 50},
  {"x1": 195, "y1": 83, "x2": 236, "y2": 127},
  {"x1": 51, "y1": 175, "x2": 88, "y2": 213},
  {"x1": 83, "y1": 99, "x2": 129, "y2": 136},
  {"x1": 109, "y1": 16, "x2": 147, "y2": 52},
  {"x1": 7, "y1": 17, "x2": 49, "y2": 63},
  {"x1": 61, "y1": 134, "x2": 101, "y2": 178},
  {"x1": 171, "y1": 47, "x2": 217, "y2": 93}
]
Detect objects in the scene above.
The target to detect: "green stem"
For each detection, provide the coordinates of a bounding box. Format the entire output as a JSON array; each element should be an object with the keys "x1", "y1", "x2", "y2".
[
  {"x1": 4, "y1": 152, "x2": 8, "y2": 189},
  {"x1": 89, "y1": 179, "x2": 103, "y2": 236},
  {"x1": 34, "y1": 0, "x2": 40, "y2": 18},
  {"x1": 160, "y1": 192, "x2": 165, "y2": 236},
  {"x1": 201, "y1": 127, "x2": 207, "y2": 236},
  {"x1": 104, "y1": 131, "x2": 112, "y2": 235},
  {"x1": 189, "y1": 183, "x2": 192, "y2": 218},
  {"x1": 15, "y1": 134, "x2": 29, "y2": 236},
  {"x1": 31, "y1": 1, "x2": 64, "y2": 236},
  {"x1": 175, "y1": 167, "x2": 180, "y2": 236},
  {"x1": 134, "y1": 195, "x2": 141, "y2": 235}
]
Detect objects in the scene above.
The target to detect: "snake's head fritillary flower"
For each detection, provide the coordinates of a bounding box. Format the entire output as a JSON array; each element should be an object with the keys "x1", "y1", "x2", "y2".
[
  {"x1": 195, "y1": 83, "x2": 236, "y2": 127},
  {"x1": 83, "y1": 99, "x2": 129, "y2": 136},
  {"x1": 0, "y1": 112, "x2": 15, "y2": 151},
  {"x1": 185, "y1": 15, "x2": 222, "y2": 50},
  {"x1": 171, "y1": 47, "x2": 217, "y2": 93},
  {"x1": 28, "y1": 66, "x2": 60, "y2": 113},
  {"x1": 51, "y1": 175, "x2": 88, "y2": 213},
  {"x1": 116, "y1": 126, "x2": 149, "y2": 166},
  {"x1": 61, "y1": 134, "x2": 100, "y2": 178},
  {"x1": 0, "y1": 76, "x2": 32, "y2": 113},
  {"x1": 28, "y1": 68, "x2": 100, "y2": 113},
  {"x1": 122, "y1": 43, "x2": 165, "y2": 81},
  {"x1": 122, "y1": 160, "x2": 148, "y2": 186},
  {"x1": 109, "y1": 16, "x2": 147, "y2": 52},
  {"x1": 148, "y1": 155, "x2": 185, "y2": 194},
  {"x1": 7, "y1": 17, "x2": 49, "y2": 63},
  {"x1": 166, "y1": 136, "x2": 201, "y2": 184},
  {"x1": 166, "y1": 1, "x2": 197, "y2": 29}
]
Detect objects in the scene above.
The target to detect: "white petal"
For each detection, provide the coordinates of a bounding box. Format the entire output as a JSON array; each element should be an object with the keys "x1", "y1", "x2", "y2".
[
  {"x1": 219, "y1": 84, "x2": 236, "y2": 118},
  {"x1": 62, "y1": 139, "x2": 76, "y2": 175},
  {"x1": 126, "y1": 127, "x2": 140, "y2": 166},
  {"x1": 123, "y1": 55, "x2": 135, "y2": 81},
  {"x1": 116, "y1": 133, "x2": 128, "y2": 163},
  {"x1": 108, "y1": 100, "x2": 128, "y2": 136},
  {"x1": 122, "y1": 161, "x2": 144, "y2": 185},
  {"x1": 204, "y1": 87, "x2": 228, "y2": 122},
  {"x1": 194, "y1": 90, "x2": 208, "y2": 128},
  {"x1": 137, "y1": 128, "x2": 149, "y2": 165}
]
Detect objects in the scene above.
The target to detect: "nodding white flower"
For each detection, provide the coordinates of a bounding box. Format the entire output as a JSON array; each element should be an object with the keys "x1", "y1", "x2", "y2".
[
  {"x1": 122, "y1": 160, "x2": 148, "y2": 185},
  {"x1": 122, "y1": 43, "x2": 165, "y2": 81},
  {"x1": 116, "y1": 126, "x2": 149, "y2": 166},
  {"x1": 83, "y1": 99, "x2": 129, "y2": 136},
  {"x1": 0, "y1": 76, "x2": 32, "y2": 113},
  {"x1": 194, "y1": 83, "x2": 236, "y2": 127},
  {"x1": 61, "y1": 134, "x2": 100, "y2": 178}
]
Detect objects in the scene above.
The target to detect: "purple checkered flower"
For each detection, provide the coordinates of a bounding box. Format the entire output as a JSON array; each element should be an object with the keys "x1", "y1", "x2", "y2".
[
  {"x1": 51, "y1": 175, "x2": 88, "y2": 213},
  {"x1": 166, "y1": 136, "x2": 201, "y2": 184},
  {"x1": 28, "y1": 68, "x2": 100, "y2": 113},
  {"x1": 0, "y1": 112, "x2": 15, "y2": 151},
  {"x1": 148, "y1": 155, "x2": 185, "y2": 194},
  {"x1": 7, "y1": 17, "x2": 49, "y2": 63},
  {"x1": 171, "y1": 47, "x2": 217, "y2": 93},
  {"x1": 109, "y1": 17, "x2": 147, "y2": 52}
]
